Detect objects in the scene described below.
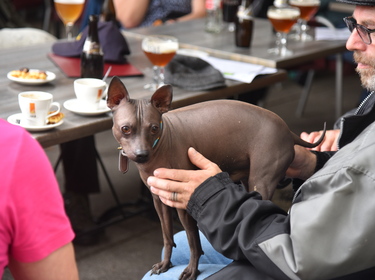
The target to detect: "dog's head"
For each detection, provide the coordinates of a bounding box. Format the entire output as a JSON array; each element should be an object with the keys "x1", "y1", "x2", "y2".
[{"x1": 107, "y1": 77, "x2": 173, "y2": 170}]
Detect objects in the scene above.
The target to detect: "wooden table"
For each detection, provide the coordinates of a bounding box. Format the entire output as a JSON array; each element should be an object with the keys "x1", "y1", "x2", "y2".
[
  {"x1": 124, "y1": 17, "x2": 348, "y2": 119},
  {"x1": 0, "y1": 39, "x2": 286, "y2": 148}
]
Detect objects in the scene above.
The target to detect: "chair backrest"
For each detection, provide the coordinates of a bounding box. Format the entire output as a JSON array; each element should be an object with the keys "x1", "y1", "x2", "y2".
[{"x1": 0, "y1": 0, "x2": 27, "y2": 28}]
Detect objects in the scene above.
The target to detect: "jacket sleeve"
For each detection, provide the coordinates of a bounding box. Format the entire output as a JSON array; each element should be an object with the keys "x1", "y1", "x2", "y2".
[
  {"x1": 187, "y1": 162, "x2": 375, "y2": 280},
  {"x1": 187, "y1": 172, "x2": 292, "y2": 278}
]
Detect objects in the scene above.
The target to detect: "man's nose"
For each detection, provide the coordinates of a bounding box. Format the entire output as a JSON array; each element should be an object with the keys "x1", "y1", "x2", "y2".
[{"x1": 346, "y1": 29, "x2": 367, "y2": 51}]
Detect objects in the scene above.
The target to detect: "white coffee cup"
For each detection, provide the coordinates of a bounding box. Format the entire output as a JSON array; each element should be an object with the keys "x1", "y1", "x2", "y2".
[
  {"x1": 18, "y1": 91, "x2": 61, "y2": 127},
  {"x1": 74, "y1": 78, "x2": 107, "y2": 111}
]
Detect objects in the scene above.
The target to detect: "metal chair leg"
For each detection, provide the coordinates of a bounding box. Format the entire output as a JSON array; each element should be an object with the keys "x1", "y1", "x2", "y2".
[{"x1": 54, "y1": 145, "x2": 152, "y2": 235}]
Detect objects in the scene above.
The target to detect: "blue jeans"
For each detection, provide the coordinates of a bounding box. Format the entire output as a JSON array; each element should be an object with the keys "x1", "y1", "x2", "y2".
[{"x1": 142, "y1": 231, "x2": 232, "y2": 279}]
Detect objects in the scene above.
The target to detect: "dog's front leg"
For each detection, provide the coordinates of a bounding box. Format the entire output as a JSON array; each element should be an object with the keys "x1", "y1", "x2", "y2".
[
  {"x1": 176, "y1": 209, "x2": 203, "y2": 280},
  {"x1": 150, "y1": 194, "x2": 175, "y2": 275}
]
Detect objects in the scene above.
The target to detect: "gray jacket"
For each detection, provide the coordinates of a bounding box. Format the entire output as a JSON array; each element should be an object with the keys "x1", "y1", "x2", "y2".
[{"x1": 187, "y1": 94, "x2": 375, "y2": 279}]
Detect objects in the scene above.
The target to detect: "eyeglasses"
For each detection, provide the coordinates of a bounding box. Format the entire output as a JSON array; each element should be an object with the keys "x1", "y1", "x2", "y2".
[{"x1": 344, "y1": 16, "x2": 375, "y2": 45}]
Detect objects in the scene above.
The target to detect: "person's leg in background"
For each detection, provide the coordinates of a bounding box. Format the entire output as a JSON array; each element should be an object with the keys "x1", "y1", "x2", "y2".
[{"x1": 61, "y1": 136, "x2": 102, "y2": 245}]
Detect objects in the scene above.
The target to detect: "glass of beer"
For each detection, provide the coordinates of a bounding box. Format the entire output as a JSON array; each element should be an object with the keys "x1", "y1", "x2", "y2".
[
  {"x1": 142, "y1": 35, "x2": 179, "y2": 91},
  {"x1": 267, "y1": 5, "x2": 300, "y2": 56},
  {"x1": 289, "y1": 0, "x2": 321, "y2": 41},
  {"x1": 54, "y1": 0, "x2": 85, "y2": 39}
]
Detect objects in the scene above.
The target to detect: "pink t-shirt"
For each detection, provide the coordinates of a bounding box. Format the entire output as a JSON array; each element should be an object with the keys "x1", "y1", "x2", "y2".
[{"x1": 0, "y1": 119, "x2": 74, "y2": 275}]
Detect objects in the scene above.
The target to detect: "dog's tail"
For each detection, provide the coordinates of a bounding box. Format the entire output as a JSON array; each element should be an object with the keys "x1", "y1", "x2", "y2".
[{"x1": 292, "y1": 122, "x2": 327, "y2": 149}]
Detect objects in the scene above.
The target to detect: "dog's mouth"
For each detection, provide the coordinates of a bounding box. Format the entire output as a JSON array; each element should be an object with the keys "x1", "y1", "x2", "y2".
[{"x1": 118, "y1": 147, "x2": 150, "y2": 163}]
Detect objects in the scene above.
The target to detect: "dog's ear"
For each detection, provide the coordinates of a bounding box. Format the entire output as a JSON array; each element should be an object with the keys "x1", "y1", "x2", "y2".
[
  {"x1": 107, "y1": 76, "x2": 130, "y2": 109},
  {"x1": 151, "y1": 85, "x2": 173, "y2": 113}
]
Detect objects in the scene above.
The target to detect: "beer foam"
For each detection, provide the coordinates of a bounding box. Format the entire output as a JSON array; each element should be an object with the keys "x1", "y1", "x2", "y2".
[
  {"x1": 289, "y1": 0, "x2": 320, "y2": 6},
  {"x1": 142, "y1": 40, "x2": 178, "y2": 54},
  {"x1": 54, "y1": 0, "x2": 84, "y2": 3},
  {"x1": 267, "y1": 8, "x2": 300, "y2": 20}
]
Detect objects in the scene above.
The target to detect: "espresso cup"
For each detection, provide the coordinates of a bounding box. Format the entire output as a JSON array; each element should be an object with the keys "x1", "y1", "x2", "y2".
[
  {"x1": 18, "y1": 91, "x2": 61, "y2": 127},
  {"x1": 74, "y1": 78, "x2": 107, "y2": 111}
]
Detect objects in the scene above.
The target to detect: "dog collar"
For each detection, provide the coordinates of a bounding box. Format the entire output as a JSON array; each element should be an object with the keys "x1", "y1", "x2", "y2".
[{"x1": 152, "y1": 120, "x2": 163, "y2": 149}]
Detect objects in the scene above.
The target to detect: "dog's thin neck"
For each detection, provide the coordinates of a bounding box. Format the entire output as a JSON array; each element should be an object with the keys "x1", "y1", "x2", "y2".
[{"x1": 152, "y1": 120, "x2": 163, "y2": 149}]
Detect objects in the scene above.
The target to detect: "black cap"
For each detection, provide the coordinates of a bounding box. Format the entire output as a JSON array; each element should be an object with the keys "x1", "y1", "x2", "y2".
[{"x1": 164, "y1": 55, "x2": 226, "y2": 91}]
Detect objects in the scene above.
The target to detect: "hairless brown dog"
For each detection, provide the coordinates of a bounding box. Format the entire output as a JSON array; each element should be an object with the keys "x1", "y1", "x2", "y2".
[{"x1": 107, "y1": 76, "x2": 325, "y2": 280}]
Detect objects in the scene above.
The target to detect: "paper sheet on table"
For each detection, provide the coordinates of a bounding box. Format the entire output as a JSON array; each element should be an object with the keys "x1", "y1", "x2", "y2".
[
  {"x1": 200, "y1": 56, "x2": 278, "y2": 84},
  {"x1": 315, "y1": 27, "x2": 351, "y2": 41}
]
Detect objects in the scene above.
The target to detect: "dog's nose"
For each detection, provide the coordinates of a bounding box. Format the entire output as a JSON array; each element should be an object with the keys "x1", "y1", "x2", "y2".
[{"x1": 135, "y1": 150, "x2": 149, "y2": 163}]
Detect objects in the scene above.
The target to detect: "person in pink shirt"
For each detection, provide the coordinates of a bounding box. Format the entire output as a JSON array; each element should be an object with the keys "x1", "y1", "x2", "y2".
[{"x1": 0, "y1": 118, "x2": 78, "y2": 279}]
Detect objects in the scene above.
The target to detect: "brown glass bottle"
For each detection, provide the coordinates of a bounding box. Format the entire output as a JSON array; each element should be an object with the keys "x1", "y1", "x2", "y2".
[
  {"x1": 101, "y1": 0, "x2": 116, "y2": 22},
  {"x1": 80, "y1": 15, "x2": 104, "y2": 79}
]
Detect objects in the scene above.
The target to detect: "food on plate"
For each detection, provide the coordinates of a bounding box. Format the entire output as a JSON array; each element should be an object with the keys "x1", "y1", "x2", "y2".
[
  {"x1": 47, "y1": 112, "x2": 65, "y2": 124},
  {"x1": 10, "y1": 68, "x2": 48, "y2": 80}
]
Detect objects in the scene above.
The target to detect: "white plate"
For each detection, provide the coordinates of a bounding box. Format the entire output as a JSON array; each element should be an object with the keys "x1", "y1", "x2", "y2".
[
  {"x1": 64, "y1": 99, "x2": 111, "y2": 116},
  {"x1": 7, "y1": 69, "x2": 56, "y2": 85},
  {"x1": 7, "y1": 113, "x2": 63, "y2": 132},
  {"x1": 177, "y1": 49, "x2": 209, "y2": 58}
]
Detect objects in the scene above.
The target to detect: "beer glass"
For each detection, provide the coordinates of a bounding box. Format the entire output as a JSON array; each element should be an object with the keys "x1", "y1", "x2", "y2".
[
  {"x1": 267, "y1": 5, "x2": 300, "y2": 56},
  {"x1": 54, "y1": 0, "x2": 85, "y2": 39},
  {"x1": 142, "y1": 35, "x2": 179, "y2": 91},
  {"x1": 290, "y1": 0, "x2": 320, "y2": 41}
]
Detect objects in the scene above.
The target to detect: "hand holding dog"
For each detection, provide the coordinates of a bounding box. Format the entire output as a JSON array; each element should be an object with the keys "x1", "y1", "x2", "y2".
[
  {"x1": 148, "y1": 147, "x2": 222, "y2": 209},
  {"x1": 149, "y1": 145, "x2": 319, "y2": 207},
  {"x1": 300, "y1": 129, "x2": 339, "y2": 151}
]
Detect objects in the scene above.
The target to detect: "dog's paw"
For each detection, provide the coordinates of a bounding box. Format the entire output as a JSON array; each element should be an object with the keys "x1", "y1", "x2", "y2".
[
  {"x1": 179, "y1": 266, "x2": 200, "y2": 280},
  {"x1": 150, "y1": 261, "x2": 173, "y2": 275}
]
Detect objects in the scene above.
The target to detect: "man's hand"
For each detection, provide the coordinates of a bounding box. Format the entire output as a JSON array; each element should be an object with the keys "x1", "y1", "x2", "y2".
[
  {"x1": 301, "y1": 129, "x2": 340, "y2": 151},
  {"x1": 148, "y1": 147, "x2": 222, "y2": 209},
  {"x1": 286, "y1": 145, "x2": 317, "y2": 181}
]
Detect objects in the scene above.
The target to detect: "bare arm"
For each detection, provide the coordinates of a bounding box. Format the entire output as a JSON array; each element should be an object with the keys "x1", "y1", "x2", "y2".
[
  {"x1": 8, "y1": 243, "x2": 79, "y2": 280},
  {"x1": 113, "y1": 0, "x2": 150, "y2": 28},
  {"x1": 170, "y1": 0, "x2": 206, "y2": 22}
]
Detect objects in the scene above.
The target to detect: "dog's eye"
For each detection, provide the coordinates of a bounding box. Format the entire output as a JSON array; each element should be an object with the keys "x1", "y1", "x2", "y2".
[
  {"x1": 151, "y1": 125, "x2": 159, "y2": 134},
  {"x1": 121, "y1": 126, "x2": 131, "y2": 134}
]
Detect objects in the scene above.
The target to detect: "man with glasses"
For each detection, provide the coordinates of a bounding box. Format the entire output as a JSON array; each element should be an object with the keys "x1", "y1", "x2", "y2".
[{"x1": 142, "y1": 1, "x2": 375, "y2": 279}]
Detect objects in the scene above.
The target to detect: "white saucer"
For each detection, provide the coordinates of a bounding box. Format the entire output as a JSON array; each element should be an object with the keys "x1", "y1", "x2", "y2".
[
  {"x1": 7, "y1": 113, "x2": 63, "y2": 132},
  {"x1": 63, "y1": 99, "x2": 111, "y2": 116},
  {"x1": 7, "y1": 69, "x2": 56, "y2": 85}
]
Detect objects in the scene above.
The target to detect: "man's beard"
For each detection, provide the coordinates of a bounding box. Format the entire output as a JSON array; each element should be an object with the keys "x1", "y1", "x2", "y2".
[{"x1": 354, "y1": 52, "x2": 375, "y2": 91}]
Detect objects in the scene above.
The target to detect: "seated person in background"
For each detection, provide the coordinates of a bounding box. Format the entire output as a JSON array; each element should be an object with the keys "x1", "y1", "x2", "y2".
[
  {"x1": 113, "y1": 0, "x2": 206, "y2": 28},
  {"x1": 142, "y1": 1, "x2": 375, "y2": 278},
  {"x1": 0, "y1": 119, "x2": 78, "y2": 279}
]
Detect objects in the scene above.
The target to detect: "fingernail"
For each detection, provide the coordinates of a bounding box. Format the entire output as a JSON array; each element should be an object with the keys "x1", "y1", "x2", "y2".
[{"x1": 147, "y1": 176, "x2": 154, "y2": 185}]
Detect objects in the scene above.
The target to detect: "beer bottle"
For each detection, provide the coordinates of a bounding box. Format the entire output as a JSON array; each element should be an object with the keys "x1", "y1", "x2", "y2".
[
  {"x1": 80, "y1": 15, "x2": 104, "y2": 79},
  {"x1": 101, "y1": 0, "x2": 116, "y2": 22},
  {"x1": 235, "y1": 3, "x2": 253, "y2": 48}
]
